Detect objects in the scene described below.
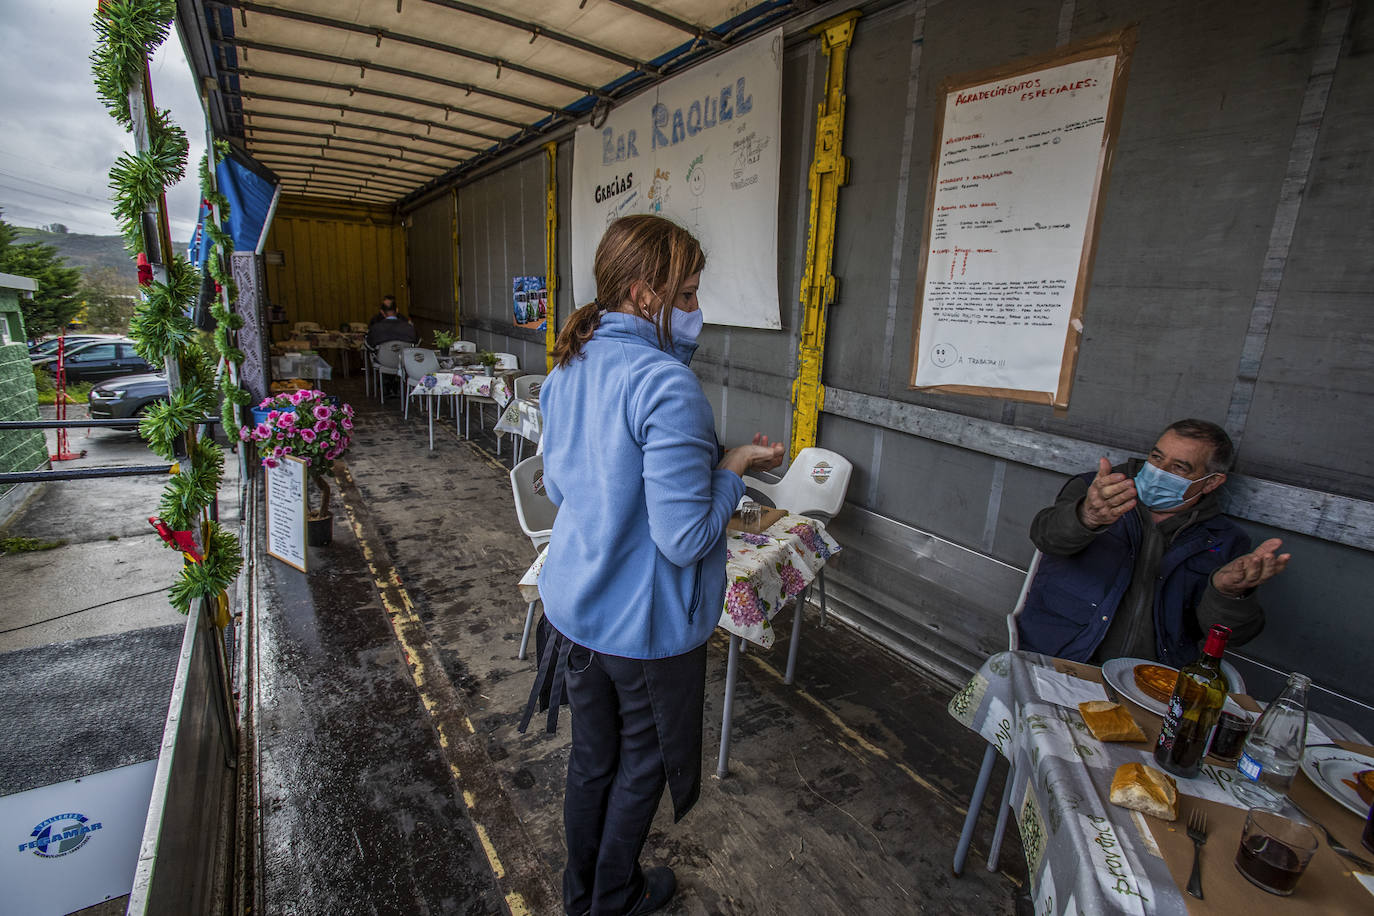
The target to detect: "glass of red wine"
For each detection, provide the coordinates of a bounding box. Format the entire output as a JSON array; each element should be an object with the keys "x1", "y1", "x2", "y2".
[{"x1": 1235, "y1": 808, "x2": 1318, "y2": 896}]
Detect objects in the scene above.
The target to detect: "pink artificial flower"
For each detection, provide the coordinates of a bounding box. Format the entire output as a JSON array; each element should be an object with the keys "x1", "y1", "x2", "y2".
[
  {"x1": 262, "y1": 456, "x2": 279, "y2": 469},
  {"x1": 313, "y1": 404, "x2": 331, "y2": 421},
  {"x1": 282, "y1": 446, "x2": 293, "y2": 455},
  {"x1": 314, "y1": 420, "x2": 331, "y2": 433},
  {"x1": 278, "y1": 412, "x2": 296, "y2": 426},
  {"x1": 290, "y1": 389, "x2": 310, "y2": 405},
  {"x1": 299, "y1": 428, "x2": 317, "y2": 443},
  {"x1": 239, "y1": 426, "x2": 251, "y2": 441},
  {"x1": 340, "y1": 417, "x2": 353, "y2": 430},
  {"x1": 268, "y1": 410, "x2": 279, "y2": 421},
  {"x1": 272, "y1": 447, "x2": 283, "y2": 457},
  {"x1": 302, "y1": 457, "x2": 312, "y2": 466}
]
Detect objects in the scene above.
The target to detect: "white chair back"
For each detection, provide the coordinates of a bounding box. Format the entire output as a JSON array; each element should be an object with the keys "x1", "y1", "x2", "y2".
[
  {"x1": 745, "y1": 447, "x2": 852, "y2": 522},
  {"x1": 510, "y1": 455, "x2": 557, "y2": 548},
  {"x1": 1007, "y1": 550, "x2": 1043, "y2": 651},
  {"x1": 402, "y1": 347, "x2": 440, "y2": 382},
  {"x1": 451, "y1": 340, "x2": 477, "y2": 353},
  {"x1": 376, "y1": 340, "x2": 408, "y2": 369},
  {"x1": 492, "y1": 352, "x2": 519, "y2": 370},
  {"x1": 514, "y1": 374, "x2": 546, "y2": 401}
]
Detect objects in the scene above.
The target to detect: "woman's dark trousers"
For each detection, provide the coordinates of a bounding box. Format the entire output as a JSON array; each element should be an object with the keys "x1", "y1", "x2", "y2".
[{"x1": 562, "y1": 642, "x2": 706, "y2": 916}]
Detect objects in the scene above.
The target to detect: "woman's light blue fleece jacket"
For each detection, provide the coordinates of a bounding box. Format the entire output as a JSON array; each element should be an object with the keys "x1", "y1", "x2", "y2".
[{"x1": 537, "y1": 311, "x2": 745, "y2": 659}]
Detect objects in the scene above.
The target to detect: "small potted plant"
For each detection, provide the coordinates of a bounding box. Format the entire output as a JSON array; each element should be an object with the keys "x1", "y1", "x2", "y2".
[
  {"x1": 433, "y1": 329, "x2": 455, "y2": 352},
  {"x1": 478, "y1": 349, "x2": 499, "y2": 376},
  {"x1": 241, "y1": 389, "x2": 355, "y2": 546}
]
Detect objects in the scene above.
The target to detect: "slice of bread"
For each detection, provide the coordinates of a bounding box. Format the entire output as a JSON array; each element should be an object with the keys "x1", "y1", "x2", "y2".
[
  {"x1": 1109, "y1": 762, "x2": 1178, "y2": 821},
  {"x1": 1078, "y1": 701, "x2": 1147, "y2": 742},
  {"x1": 1133, "y1": 664, "x2": 1179, "y2": 704}
]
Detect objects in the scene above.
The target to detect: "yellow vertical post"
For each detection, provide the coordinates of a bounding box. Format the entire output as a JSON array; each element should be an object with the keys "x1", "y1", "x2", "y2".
[
  {"x1": 451, "y1": 187, "x2": 461, "y2": 330},
  {"x1": 790, "y1": 11, "x2": 860, "y2": 458},
  {"x1": 544, "y1": 141, "x2": 559, "y2": 372}
]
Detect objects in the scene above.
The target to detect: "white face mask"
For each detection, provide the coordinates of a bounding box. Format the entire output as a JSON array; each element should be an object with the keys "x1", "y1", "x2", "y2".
[{"x1": 671, "y1": 306, "x2": 704, "y2": 346}]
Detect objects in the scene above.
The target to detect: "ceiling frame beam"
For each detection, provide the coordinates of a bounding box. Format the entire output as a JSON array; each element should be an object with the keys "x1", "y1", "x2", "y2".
[
  {"x1": 240, "y1": 125, "x2": 461, "y2": 167},
  {"x1": 227, "y1": 67, "x2": 517, "y2": 136},
  {"x1": 247, "y1": 141, "x2": 442, "y2": 180},
  {"x1": 417, "y1": 0, "x2": 659, "y2": 76},
  {"x1": 257, "y1": 161, "x2": 418, "y2": 192},
  {"x1": 217, "y1": 1, "x2": 604, "y2": 99},
  {"x1": 236, "y1": 89, "x2": 495, "y2": 147},
  {"x1": 241, "y1": 109, "x2": 481, "y2": 155},
  {"x1": 602, "y1": 0, "x2": 726, "y2": 47},
  {"x1": 215, "y1": 37, "x2": 558, "y2": 118}
]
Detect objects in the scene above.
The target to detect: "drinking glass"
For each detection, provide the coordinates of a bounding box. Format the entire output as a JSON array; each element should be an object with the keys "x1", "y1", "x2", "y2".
[
  {"x1": 1209, "y1": 710, "x2": 1254, "y2": 763},
  {"x1": 1234, "y1": 808, "x2": 1318, "y2": 896}
]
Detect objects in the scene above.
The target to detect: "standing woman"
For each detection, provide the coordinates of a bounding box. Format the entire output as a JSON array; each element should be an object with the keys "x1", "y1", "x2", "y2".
[{"x1": 525, "y1": 214, "x2": 783, "y2": 915}]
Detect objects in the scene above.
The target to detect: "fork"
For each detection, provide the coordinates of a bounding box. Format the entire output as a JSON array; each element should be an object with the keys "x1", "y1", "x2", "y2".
[
  {"x1": 1287, "y1": 798, "x2": 1374, "y2": 872},
  {"x1": 1186, "y1": 808, "x2": 1207, "y2": 899}
]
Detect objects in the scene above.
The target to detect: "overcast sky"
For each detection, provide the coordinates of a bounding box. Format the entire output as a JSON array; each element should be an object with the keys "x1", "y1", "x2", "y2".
[{"x1": 0, "y1": 0, "x2": 206, "y2": 240}]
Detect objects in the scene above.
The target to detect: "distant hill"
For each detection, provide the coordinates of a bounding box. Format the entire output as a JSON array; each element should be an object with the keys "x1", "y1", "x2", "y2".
[{"x1": 12, "y1": 227, "x2": 190, "y2": 283}]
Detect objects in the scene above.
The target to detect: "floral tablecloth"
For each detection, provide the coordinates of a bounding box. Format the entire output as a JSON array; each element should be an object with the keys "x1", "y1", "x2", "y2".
[
  {"x1": 495, "y1": 398, "x2": 543, "y2": 448},
  {"x1": 517, "y1": 513, "x2": 840, "y2": 647},
  {"x1": 949, "y1": 650, "x2": 1370, "y2": 915},
  {"x1": 408, "y1": 372, "x2": 516, "y2": 407}
]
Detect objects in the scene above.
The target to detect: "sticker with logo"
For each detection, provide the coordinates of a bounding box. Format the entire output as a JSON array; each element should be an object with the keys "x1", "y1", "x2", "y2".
[
  {"x1": 17, "y1": 812, "x2": 102, "y2": 858},
  {"x1": 533, "y1": 470, "x2": 545, "y2": 495},
  {"x1": 810, "y1": 461, "x2": 832, "y2": 483}
]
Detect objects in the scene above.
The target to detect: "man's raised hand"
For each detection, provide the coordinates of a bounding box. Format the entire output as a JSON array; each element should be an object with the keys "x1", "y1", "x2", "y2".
[
  {"x1": 1078, "y1": 457, "x2": 1138, "y2": 529},
  {"x1": 1212, "y1": 538, "x2": 1291, "y2": 598}
]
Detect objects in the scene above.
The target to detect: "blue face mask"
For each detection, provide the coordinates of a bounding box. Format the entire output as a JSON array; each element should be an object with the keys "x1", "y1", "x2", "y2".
[
  {"x1": 671, "y1": 306, "x2": 704, "y2": 347},
  {"x1": 1134, "y1": 461, "x2": 1215, "y2": 510}
]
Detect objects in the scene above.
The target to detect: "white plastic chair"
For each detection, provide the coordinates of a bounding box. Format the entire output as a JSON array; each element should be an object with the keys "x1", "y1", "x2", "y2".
[
  {"x1": 510, "y1": 455, "x2": 557, "y2": 660},
  {"x1": 451, "y1": 340, "x2": 476, "y2": 354},
  {"x1": 402, "y1": 348, "x2": 442, "y2": 419},
  {"x1": 513, "y1": 374, "x2": 545, "y2": 401},
  {"x1": 744, "y1": 447, "x2": 852, "y2": 633},
  {"x1": 492, "y1": 352, "x2": 519, "y2": 371},
  {"x1": 373, "y1": 340, "x2": 408, "y2": 404}
]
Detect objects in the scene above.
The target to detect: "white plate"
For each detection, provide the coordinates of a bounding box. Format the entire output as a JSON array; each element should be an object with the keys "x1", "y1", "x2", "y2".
[
  {"x1": 1301, "y1": 745, "x2": 1374, "y2": 816},
  {"x1": 1101, "y1": 656, "x2": 1247, "y2": 717}
]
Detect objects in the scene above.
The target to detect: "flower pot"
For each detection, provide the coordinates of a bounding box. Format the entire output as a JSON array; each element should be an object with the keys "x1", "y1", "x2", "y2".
[{"x1": 307, "y1": 514, "x2": 333, "y2": 547}]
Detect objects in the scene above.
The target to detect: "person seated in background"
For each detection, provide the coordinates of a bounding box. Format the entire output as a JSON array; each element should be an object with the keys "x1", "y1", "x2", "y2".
[
  {"x1": 1018, "y1": 418, "x2": 1290, "y2": 667},
  {"x1": 365, "y1": 297, "x2": 417, "y2": 349},
  {"x1": 367, "y1": 294, "x2": 402, "y2": 327}
]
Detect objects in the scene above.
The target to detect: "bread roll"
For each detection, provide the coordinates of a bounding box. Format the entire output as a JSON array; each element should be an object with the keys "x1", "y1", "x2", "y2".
[
  {"x1": 1133, "y1": 664, "x2": 1179, "y2": 704},
  {"x1": 1078, "y1": 701, "x2": 1147, "y2": 742},
  {"x1": 1109, "y1": 763, "x2": 1178, "y2": 821}
]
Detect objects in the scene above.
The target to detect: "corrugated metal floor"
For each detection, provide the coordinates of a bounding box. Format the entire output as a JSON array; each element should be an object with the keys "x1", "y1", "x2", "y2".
[{"x1": 251, "y1": 374, "x2": 1028, "y2": 914}]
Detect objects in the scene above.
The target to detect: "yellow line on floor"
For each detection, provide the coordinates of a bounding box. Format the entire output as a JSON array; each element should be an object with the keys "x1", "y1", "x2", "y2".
[{"x1": 337, "y1": 480, "x2": 523, "y2": 908}]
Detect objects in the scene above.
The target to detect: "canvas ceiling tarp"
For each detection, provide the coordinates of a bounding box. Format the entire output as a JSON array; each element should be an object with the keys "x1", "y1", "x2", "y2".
[{"x1": 183, "y1": 0, "x2": 801, "y2": 206}]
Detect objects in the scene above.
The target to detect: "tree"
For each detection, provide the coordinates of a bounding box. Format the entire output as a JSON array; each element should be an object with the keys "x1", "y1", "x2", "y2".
[
  {"x1": 80, "y1": 266, "x2": 138, "y2": 332},
  {"x1": 45, "y1": 223, "x2": 69, "y2": 235},
  {"x1": 0, "y1": 211, "x2": 82, "y2": 338}
]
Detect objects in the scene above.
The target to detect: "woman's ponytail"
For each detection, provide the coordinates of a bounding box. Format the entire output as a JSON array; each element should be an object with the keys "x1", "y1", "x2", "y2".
[{"x1": 550, "y1": 302, "x2": 603, "y2": 367}]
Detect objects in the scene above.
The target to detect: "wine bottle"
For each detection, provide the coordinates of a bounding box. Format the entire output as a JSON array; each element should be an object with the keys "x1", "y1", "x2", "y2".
[{"x1": 1154, "y1": 625, "x2": 1232, "y2": 778}]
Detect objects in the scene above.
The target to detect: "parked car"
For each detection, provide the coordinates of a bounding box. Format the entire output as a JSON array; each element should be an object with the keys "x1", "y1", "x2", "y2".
[
  {"x1": 28, "y1": 334, "x2": 124, "y2": 362},
  {"x1": 87, "y1": 371, "x2": 170, "y2": 420},
  {"x1": 33, "y1": 339, "x2": 154, "y2": 384}
]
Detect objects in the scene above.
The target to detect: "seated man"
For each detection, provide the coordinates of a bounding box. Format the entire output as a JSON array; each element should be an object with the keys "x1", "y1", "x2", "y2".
[
  {"x1": 365, "y1": 297, "x2": 417, "y2": 349},
  {"x1": 367, "y1": 294, "x2": 400, "y2": 327},
  {"x1": 1019, "y1": 418, "x2": 1289, "y2": 667}
]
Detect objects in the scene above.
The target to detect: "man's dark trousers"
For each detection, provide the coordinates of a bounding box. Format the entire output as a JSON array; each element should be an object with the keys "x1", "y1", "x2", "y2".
[{"x1": 562, "y1": 641, "x2": 706, "y2": 916}]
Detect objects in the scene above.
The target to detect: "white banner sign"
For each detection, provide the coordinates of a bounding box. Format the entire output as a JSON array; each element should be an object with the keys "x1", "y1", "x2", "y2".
[
  {"x1": 911, "y1": 46, "x2": 1127, "y2": 403},
  {"x1": 572, "y1": 29, "x2": 783, "y2": 329},
  {"x1": 1, "y1": 760, "x2": 157, "y2": 916}
]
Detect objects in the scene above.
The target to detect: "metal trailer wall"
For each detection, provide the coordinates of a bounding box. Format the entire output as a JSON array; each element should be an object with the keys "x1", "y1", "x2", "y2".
[
  {"x1": 405, "y1": 192, "x2": 457, "y2": 344},
  {"x1": 262, "y1": 197, "x2": 408, "y2": 332},
  {"x1": 402, "y1": 0, "x2": 1373, "y2": 728},
  {"x1": 452, "y1": 147, "x2": 574, "y2": 373}
]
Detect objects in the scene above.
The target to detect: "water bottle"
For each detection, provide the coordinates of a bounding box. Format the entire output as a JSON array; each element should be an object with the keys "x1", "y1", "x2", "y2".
[{"x1": 1233, "y1": 672, "x2": 1310, "y2": 809}]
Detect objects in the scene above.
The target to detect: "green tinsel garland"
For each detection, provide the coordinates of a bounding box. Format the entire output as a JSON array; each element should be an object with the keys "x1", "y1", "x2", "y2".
[
  {"x1": 199, "y1": 141, "x2": 250, "y2": 443},
  {"x1": 93, "y1": 0, "x2": 244, "y2": 617}
]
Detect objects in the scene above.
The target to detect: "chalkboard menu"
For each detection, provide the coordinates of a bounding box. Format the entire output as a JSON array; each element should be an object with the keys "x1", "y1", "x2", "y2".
[{"x1": 265, "y1": 455, "x2": 307, "y2": 571}]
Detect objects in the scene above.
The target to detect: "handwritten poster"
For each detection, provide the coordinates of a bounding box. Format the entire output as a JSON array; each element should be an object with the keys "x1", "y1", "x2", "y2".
[
  {"x1": 265, "y1": 455, "x2": 307, "y2": 571},
  {"x1": 911, "y1": 33, "x2": 1135, "y2": 406},
  {"x1": 571, "y1": 28, "x2": 783, "y2": 329}
]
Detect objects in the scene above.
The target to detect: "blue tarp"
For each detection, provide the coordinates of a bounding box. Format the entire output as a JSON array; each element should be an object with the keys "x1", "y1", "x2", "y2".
[{"x1": 187, "y1": 155, "x2": 278, "y2": 267}]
